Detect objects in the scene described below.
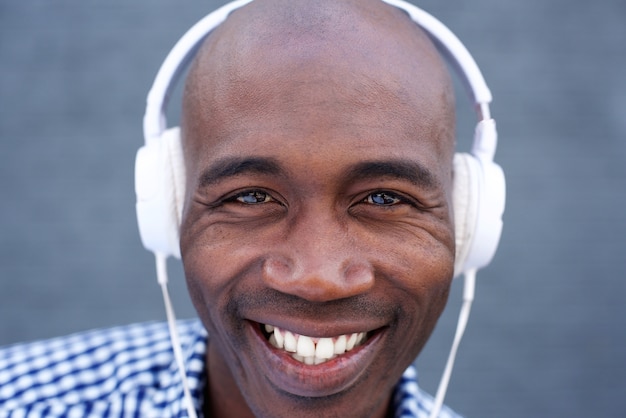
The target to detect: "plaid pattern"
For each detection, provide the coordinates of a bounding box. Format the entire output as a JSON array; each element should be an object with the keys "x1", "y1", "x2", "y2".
[
  {"x1": 392, "y1": 367, "x2": 461, "y2": 418},
  {"x1": 0, "y1": 320, "x2": 461, "y2": 417}
]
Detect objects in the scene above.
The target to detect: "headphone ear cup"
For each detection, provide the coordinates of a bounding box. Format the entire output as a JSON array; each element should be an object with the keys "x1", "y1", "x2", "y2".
[
  {"x1": 166, "y1": 127, "x2": 186, "y2": 233},
  {"x1": 452, "y1": 153, "x2": 479, "y2": 277},
  {"x1": 135, "y1": 127, "x2": 185, "y2": 258},
  {"x1": 452, "y1": 151, "x2": 505, "y2": 277}
]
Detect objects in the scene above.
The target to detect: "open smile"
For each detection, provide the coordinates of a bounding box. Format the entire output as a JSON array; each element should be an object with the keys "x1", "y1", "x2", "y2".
[
  {"x1": 260, "y1": 323, "x2": 369, "y2": 365},
  {"x1": 246, "y1": 319, "x2": 387, "y2": 397}
]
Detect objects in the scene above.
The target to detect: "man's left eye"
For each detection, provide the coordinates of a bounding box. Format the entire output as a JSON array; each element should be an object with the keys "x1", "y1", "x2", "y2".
[
  {"x1": 235, "y1": 190, "x2": 274, "y2": 204},
  {"x1": 365, "y1": 191, "x2": 402, "y2": 206}
]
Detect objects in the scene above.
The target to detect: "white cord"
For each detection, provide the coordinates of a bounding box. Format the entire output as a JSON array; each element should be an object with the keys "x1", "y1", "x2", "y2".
[
  {"x1": 155, "y1": 253, "x2": 199, "y2": 418},
  {"x1": 428, "y1": 269, "x2": 476, "y2": 418}
]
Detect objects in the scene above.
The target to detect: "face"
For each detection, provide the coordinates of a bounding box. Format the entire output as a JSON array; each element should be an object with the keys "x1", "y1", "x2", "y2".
[{"x1": 180, "y1": 3, "x2": 456, "y2": 417}]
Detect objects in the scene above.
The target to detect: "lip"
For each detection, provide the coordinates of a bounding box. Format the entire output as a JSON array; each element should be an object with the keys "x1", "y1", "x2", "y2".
[{"x1": 247, "y1": 319, "x2": 386, "y2": 398}]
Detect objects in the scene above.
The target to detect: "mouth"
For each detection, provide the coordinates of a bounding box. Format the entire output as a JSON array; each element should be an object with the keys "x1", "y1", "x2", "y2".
[
  {"x1": 247, "y1": 319, "x2": 387, "y2": 398},
  {"x1": 259, "y1": 322, "x2": 371, "y2": 366}
]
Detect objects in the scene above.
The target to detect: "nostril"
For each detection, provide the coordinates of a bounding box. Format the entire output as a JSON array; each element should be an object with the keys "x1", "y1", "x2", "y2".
[{"x1": 262, "y1": 254, "x2": 374, "y2": 302}]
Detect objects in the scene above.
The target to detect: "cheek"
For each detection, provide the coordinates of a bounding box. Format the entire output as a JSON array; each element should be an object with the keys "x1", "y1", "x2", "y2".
[
  {"x1": 387, "y1": 265, "x2": 452, "y2": 364},
  {"x1": 182, "y1": 237, "x2": 243, "y2": 313},
  {"x1": 372, "y1": 219, "x2": 454, "y2": 291},
  {"x1": 374, "y1": 227, "x2": 454, "y2": 335},
  {"x1": 400, "y1": 241, "x2": 453, "y2": 318},
  {"x1": 182, "y1": 208, "x2": 243, "y2": 282},
  {"x1": 182, "y1": 238, "x2": 261, "y2": 367},
  {"x1": 180, "y1": 213, "x2": 271, "y2": 326},
  {"x1": 181, "y1": 217, "x2": 239, "y2": 326}
]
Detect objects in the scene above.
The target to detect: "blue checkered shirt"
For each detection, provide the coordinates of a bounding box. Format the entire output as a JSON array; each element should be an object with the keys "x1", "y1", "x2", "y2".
[{"x1": 0, "y1": 320, "x2": 461, "y2": 417}]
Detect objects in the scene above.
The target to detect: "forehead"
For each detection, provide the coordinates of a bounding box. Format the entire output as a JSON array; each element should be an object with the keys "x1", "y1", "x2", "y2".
[{"x1": 181, "y1": 0, "x2": 454, "y2": 180}]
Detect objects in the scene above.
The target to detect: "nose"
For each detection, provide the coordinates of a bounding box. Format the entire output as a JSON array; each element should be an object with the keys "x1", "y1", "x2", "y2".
[{"x1": 262, "y1": 211, "x2": 375, "y2": 302}]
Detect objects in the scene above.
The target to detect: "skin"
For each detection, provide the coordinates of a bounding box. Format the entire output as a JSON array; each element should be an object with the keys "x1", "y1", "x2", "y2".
[{"x1": 179, "y1": 0, "x2": 456, "y2": 417}]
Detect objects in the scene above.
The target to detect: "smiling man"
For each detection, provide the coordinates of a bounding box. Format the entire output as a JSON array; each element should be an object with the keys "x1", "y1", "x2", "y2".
[
  {"x1": 179, "y1": 0, "x2": 456, "y2": 417},
  {"x1": 0, "y1": 0, "x2": 477, "y2": 417}
]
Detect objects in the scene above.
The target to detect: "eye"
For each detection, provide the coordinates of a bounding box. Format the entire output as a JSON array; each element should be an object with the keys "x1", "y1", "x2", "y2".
[
  {"x1": 232, "y1": 190, "x2": 275, "y2": 204},
  {"x1": 364, "y1": 191, "x2": 403, "y2": 206}
]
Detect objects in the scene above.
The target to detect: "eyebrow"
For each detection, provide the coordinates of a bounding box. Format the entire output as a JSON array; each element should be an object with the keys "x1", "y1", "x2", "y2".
[
  {"x1": 198, "y1": 157, "x2": 285, "y2": 188},
  {"x1": 197, "y1": 156, "x2": 440, "y2": 190},
  {"x1": 347, "y1": 160, "x2": 440, "y2": 190}
]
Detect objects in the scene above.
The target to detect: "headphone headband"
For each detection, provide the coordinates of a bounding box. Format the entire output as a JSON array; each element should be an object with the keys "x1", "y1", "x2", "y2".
[
  {"x1": 143, "y1": 0, "x2": 493, "y2": 144},
  {"x1": 143, "y1": 0, "x2": 254, "y2": 143}
]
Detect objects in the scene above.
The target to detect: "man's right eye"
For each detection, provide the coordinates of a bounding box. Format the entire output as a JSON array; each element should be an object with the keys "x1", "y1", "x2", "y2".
[{"x1": 231, "y1": 190, "x2": 274, "y2": 204}]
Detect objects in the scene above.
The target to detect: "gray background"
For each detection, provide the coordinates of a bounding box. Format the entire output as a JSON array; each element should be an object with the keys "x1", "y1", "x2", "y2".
[{"x1": 1, "y1": 1, "x2": 624, "y2": 417}]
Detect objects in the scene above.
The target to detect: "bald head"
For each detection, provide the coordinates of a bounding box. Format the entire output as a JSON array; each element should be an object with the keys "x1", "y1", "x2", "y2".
[
  {"x1": 178, "y1": 3, "x2": 459, "y2": 416},
  {"x1": 181, "y1": 0, "x2": 455, "y2": 177}
]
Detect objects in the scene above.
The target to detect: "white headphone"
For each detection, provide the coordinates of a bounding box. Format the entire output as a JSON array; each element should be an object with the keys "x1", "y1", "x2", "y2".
[
  {"x1": 135, "y1": 1, "x2": 505, "y2": 416},
  {"x1": 135, "y1": 0, "x2": 505, "y2": 279}
]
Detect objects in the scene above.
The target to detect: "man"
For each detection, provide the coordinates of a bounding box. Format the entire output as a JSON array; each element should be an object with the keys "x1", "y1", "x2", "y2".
[{"x1": 1, "y1": 0, "x2": 467, "y2": 416}]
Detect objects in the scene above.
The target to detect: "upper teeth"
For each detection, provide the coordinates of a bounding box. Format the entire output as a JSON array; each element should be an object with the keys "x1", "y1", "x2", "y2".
[{"x1": 264, "y1": 324, "x2": 367, "y2": 365}]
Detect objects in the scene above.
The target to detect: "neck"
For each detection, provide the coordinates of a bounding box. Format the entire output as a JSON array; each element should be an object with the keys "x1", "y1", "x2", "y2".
[{"x1": 205, "y1": 343, "x2": 255, "y2": 418}]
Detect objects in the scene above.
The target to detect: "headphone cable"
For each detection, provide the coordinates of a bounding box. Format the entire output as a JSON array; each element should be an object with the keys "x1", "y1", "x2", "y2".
[
  {"x1": 429, "y1": 269, "x2": 476, "y2": 418},
  {"x1": 155, "y1": 253, "x2": 199, "y2": 418}
]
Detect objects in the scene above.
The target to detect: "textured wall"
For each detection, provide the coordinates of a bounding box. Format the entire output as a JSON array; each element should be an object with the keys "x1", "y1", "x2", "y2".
[{"x1": 1, "y1": 1, "x2": 624, "y2": 417}]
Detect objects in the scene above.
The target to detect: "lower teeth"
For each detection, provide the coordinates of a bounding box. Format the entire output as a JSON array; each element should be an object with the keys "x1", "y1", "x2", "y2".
[{"x1": 290, "y1": 353, "x2": 336, "y2": 365}]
